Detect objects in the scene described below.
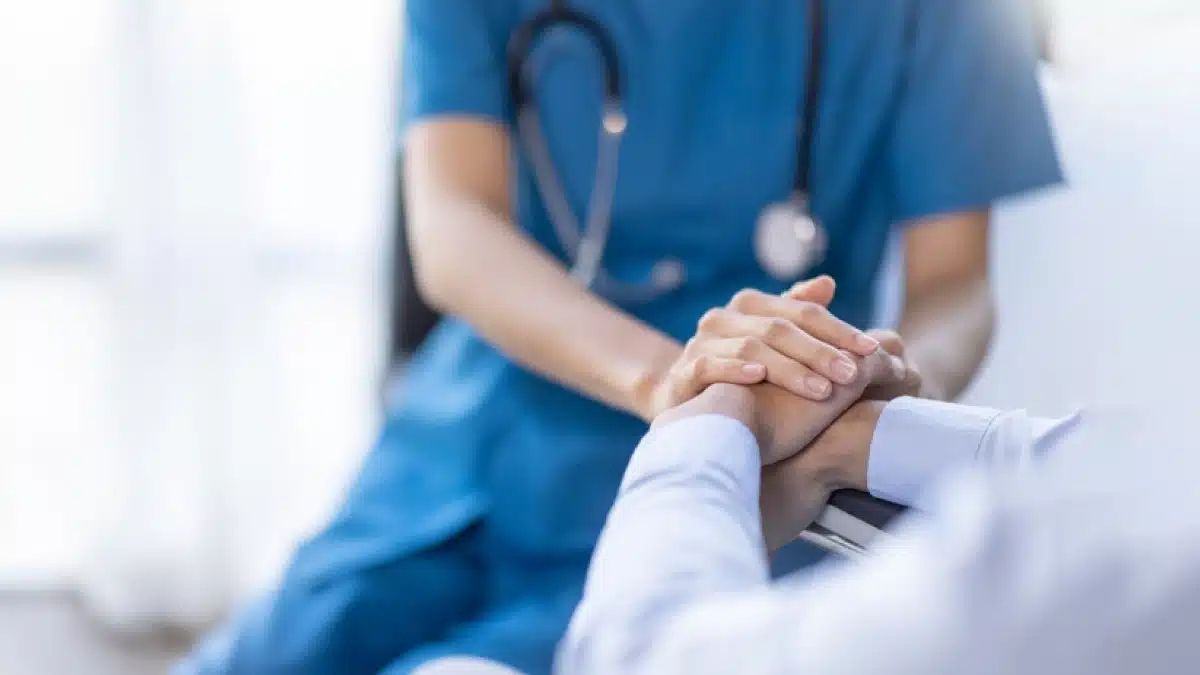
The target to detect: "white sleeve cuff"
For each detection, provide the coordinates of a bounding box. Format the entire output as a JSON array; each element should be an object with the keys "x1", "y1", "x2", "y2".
[{"x1": 867, "y1": 397, "x2": 1003, "y2": 507}]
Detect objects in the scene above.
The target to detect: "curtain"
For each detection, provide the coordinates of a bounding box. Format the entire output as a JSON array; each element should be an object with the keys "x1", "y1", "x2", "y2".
[{"x1": 0, "y1": 0, "x2": 398, "y2": 634}]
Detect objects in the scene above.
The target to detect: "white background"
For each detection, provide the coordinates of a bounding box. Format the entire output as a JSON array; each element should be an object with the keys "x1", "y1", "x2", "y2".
[{"x1": 0, "y1": 0, "x2": 397, "y2": 628}]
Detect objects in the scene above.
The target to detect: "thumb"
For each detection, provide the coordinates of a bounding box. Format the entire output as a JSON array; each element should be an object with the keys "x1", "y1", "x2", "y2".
[{"x1": 784, "y1": 275, "x2": 836, "y2": 307}]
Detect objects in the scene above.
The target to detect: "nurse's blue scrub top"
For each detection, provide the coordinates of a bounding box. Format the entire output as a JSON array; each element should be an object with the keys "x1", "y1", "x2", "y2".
[{"x1": 305, "y1": 0, "x2": 1060, "y2": 584}]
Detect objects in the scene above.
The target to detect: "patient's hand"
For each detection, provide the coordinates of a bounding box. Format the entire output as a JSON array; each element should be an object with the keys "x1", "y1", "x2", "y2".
[
  {"x1": 650, "y1": 358, "x2": 898, "y2": 551},
  {"x1": 754, "y1": 346, "x2": 904, "y2": 466},
  {"x1": 862, "y1": 329, "x2": 923, "y2": 401},
  {"x1": 747, "y1": 348, "x2": 900, "y2": 550},
  {"x1": 759, "y1": 401, "x2": 885, "y2": 550}
]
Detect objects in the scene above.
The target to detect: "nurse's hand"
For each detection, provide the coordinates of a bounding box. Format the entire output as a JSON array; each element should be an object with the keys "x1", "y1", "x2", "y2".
[
  {"x1": 781, "y1": 282, "x2": 923, "y2": 401},
  {"x1": 644, "y1": 342, "x2": 774, "y2": 419},
  {"x1": 688, "y1": 277, "x2": 880, "y2": 402}
]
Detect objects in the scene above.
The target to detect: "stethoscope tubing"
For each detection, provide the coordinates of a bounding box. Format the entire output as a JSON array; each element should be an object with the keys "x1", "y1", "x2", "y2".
[{"x1": 508, "y1": 0, "x2": 823, "y2": 304}]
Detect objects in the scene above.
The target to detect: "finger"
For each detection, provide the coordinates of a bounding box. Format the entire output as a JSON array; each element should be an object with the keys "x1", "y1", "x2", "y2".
[
  {"x1": 865, "y1": 328, "x2": 905, "y2": 357},
  {"x1": 695, "y1": 306, "x2": 736, "y2": 337},
  {"x1": 675, "y1": 356, "x2": 767, "y2": 404},
  {"x1": 698, "y1": 307, "x2": 857, "y2": 387},
  {"x1": 783, "y1": 275, "x2": 836, "y2": 307},
  {"x1": 689, "y1": 356, "x2": 768, "y2": 388},
  {"x1": 708, "y1": 313, "x2": 859, "y2": 387},
  {"x1": 678, "y1": 356, "x2": 767, "y2": 402},
  {"x1": 855, "y1": 349, "x2": 908, "y2": 389},
  {"x1": 699, "y1": 305, "x2": 852, "y2": 382},
  {"x1": 738, "y1": 292, "x2": 879, "y2": 357},
  {"x1": 865, "y1": 363, "x2": 922, "y2": 401},
  {"x1": 705, "y1": 336, "x2": 834, "y2": 400}
]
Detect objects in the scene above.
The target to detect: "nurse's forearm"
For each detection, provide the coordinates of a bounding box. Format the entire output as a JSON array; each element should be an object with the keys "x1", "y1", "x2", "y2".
[
  {"x1": 418, "y1": 194, "x2": 679, "y2": 418},
  {"x1": 898, "y1": 276, "x2": 994, "y2": 401},
  {"x1": 405, "y1": 121, "x2": 680, "y2": 421},
  {"x1": 896, "y1": 211, "x2": 994, "y2": 402}
]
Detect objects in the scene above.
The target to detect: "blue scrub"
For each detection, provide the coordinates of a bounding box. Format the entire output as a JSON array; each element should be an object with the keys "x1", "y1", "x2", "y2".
[{"x1": 179, "y1": 1, "x2": 1060, "y2": 673}]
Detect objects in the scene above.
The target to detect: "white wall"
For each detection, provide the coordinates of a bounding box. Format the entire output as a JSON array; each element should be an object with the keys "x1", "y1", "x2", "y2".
[{"x1": 961, "y1": 13, "x2": 1200, "y2": 428}]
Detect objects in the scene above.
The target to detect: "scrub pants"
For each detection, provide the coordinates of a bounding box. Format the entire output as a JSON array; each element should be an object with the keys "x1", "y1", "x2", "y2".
[{"x1": 177, "y1": 521, "x2": 586, "y2": 675}]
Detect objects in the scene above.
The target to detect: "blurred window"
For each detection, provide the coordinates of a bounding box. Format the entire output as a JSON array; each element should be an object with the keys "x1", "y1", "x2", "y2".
[
  {"x1": 0, "y1": 0, "x2": 395, "y2": 593},
  {"x1": 0, "y1": 0, "x2": 116, "y2": 583}
]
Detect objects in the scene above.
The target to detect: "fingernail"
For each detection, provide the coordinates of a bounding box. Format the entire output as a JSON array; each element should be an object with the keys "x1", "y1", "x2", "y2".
[
  {"x1": 832, "y1": 357, "x2": 858, "y2": 384},
  {"x1": 804, "y1": 375, "x2": 831, "y2": 397},
  {"x1": 891, "y1": 356, "x2": 906, "y2": 378},
  {"x1": 743, "y1": 363, "x2": 765, "y2": 377},
  {"x1": 855, "y1": 334, "x2": 880, "y2": 353}
]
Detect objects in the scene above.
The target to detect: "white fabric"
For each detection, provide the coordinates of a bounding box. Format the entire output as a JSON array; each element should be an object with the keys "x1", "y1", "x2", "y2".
[
  {"x1": 413, "y1": 656, "x2": 526, "y2": 675},
  {"x1": 556, "y1": 402, "x2": 1131, "y2": 675},
  {"x1": 867, "y1": 397, "x2": 1080, "y2": 508}
]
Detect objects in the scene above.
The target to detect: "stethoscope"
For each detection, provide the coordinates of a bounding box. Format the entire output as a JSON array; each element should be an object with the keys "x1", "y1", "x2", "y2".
[{"x1": 509, "y1": 0, "x2": 828, "y2": 304}]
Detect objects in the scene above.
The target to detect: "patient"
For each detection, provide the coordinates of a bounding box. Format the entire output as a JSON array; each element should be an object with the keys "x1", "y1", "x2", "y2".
[
  {"x1": 554, "y1": 382, "x2": 1199, "y2": 674},
  {"x1": 422, "y1": 349, "x2": 1198, "y2": 674}
]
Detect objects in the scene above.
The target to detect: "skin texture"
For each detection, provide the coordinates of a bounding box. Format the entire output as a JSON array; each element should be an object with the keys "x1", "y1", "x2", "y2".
[{"x1": 759, "y1": 399, "x2": 885, "y2": 551}]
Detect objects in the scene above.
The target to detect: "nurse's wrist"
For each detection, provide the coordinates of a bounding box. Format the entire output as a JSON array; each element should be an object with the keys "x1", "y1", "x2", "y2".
[{"x1": 630, "y1": 342, "x2": 686, "y2": 421}]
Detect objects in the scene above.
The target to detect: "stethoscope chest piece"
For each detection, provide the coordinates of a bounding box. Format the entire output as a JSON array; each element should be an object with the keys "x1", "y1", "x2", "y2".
[
  {"x1": 510, "y1": 0, "x2": 828, "y2": 300},
  {"x1": 755, "y1": 197, "x2": 827, "y2": 282}
]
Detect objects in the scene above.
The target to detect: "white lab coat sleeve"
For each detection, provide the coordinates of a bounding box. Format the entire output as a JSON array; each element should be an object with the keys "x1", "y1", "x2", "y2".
[
  {"x1": 555, "y1": 414, "x2": 770, "y2": 675},
  {"x1": 556, "y1": 407, "x2": 1080, "y2": 675}
]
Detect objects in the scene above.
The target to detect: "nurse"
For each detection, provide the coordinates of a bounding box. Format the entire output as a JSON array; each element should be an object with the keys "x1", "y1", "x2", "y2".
[{"x1": 179, "y1": 0, "x2": 1060, "y2": 673}]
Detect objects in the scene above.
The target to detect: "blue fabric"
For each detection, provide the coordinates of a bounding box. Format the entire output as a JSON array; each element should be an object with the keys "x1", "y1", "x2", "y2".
[
  {"x1": 175, "y1": 523, "x2": 586, "y2": 675},
  {"x1": 185, "y1": 1, "x2": 1062, "y2": 673}
]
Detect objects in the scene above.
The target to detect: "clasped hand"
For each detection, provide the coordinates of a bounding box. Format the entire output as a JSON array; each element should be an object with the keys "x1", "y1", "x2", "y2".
[{"x1": 651, "y1": 276, "x2": 921, "y2": 549}]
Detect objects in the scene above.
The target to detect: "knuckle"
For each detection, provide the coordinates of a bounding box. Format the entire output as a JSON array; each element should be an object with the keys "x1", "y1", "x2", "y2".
[
  {"x1": 681, "y1": 358, "x2": 702, "y2": 383},
  {"x1": 849, "y1": 357, "x2": 877, "y2": 387},
  {"x1": 734, "y1": 336, "x2": 761, "y2": 359},
  {"x1": 908, "y1": 367, "x2": 923, "y2": 389},
  {"x1": 761, "y1": 317, "x2": 793, "y2": 342},
  {"x1": 697, "y1": 308, "x2": 725, "y2": 333},
  {"x1": 795, "y1": 301, "x2": 823, "y2": 323},
  {"x1": 874, "y1": 329, "x2": 903, "y2": 351},
  {"x1": 730, "y1": 289, "x2": 760, "y2": 311},
  {"x1": 817, "y1": 343, "x2": 844, "y2": 365}
]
